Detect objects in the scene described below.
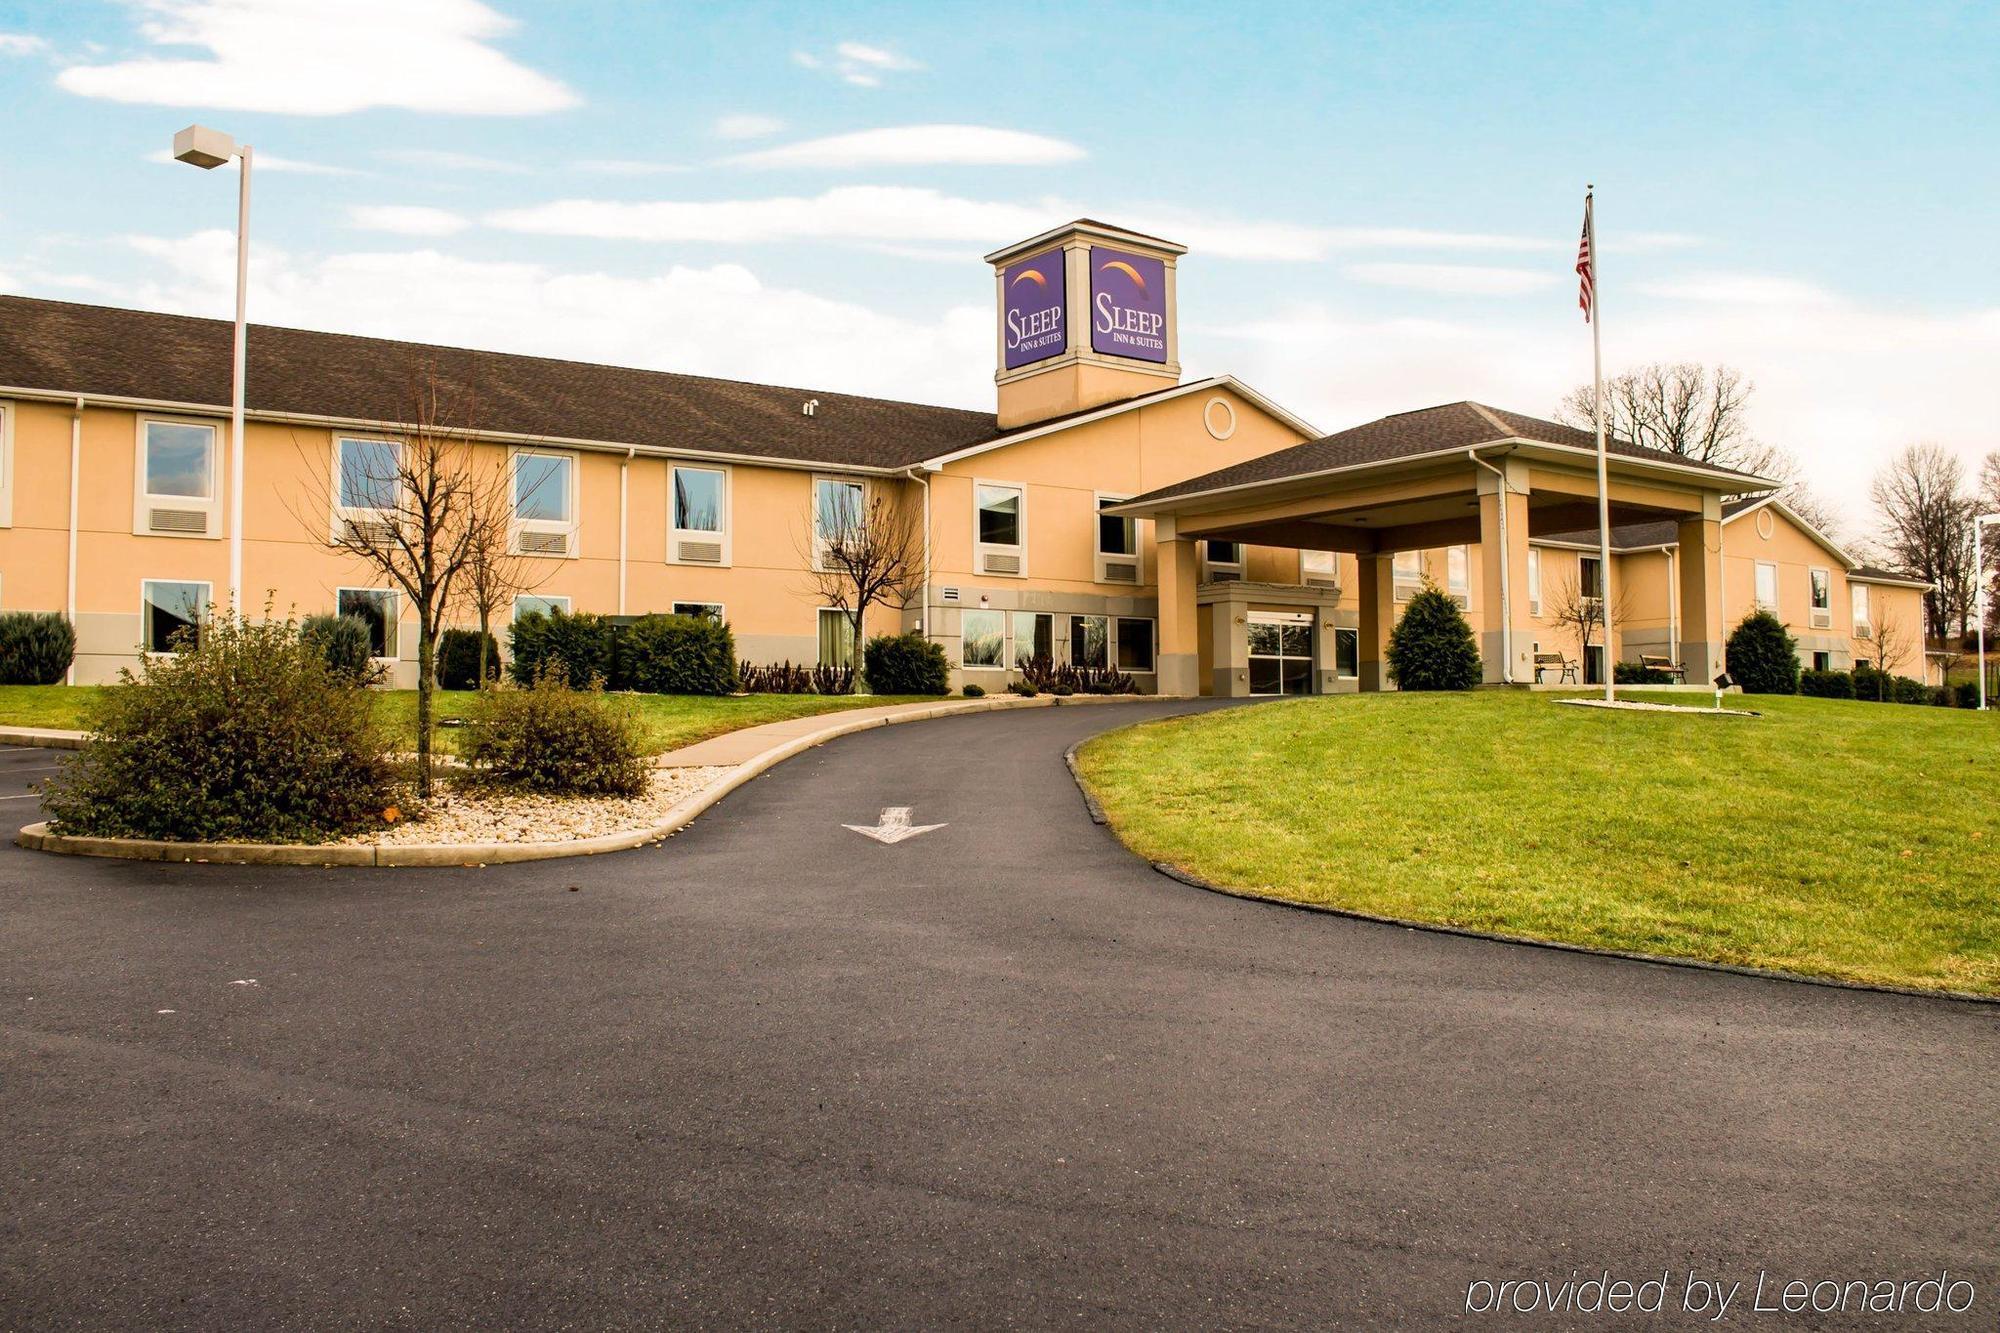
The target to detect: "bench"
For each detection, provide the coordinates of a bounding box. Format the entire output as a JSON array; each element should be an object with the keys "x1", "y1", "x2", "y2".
[
  {"x1": 1533, "y1": 652, "x2": 1577, "y2": 684},
  {"x1": 1639, "y1": 654, "x2": 1687, "y2": 683}
]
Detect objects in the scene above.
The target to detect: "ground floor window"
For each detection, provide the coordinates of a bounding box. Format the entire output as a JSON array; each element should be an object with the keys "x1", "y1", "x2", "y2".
[
  {"x1": 1248, "y1": 611, "x2": 1312, "y2": 695},
  {"x1": 1812, "y1": 650, "x2": 1830, "y2": 672},
  {"x1": 673, "y1": 602, "x2": 724, "y2": 623},
  {"x1": 514, "y1": 594, "x2": 570, "y2": 621},
  {"x1": 337, "y1": 587, "x2": 399, "y2": 659},
  {"x1": 1583, "y1": 644, "x2": 1606, "y2": 686},
  {"x1": 1115, "y1": 617, "x2": 1155, "y2": 673},
  {"x1": 817, "y1": 608, "x2": 855, "y2": 668},
  {"x1": 143, "y1": 580, "x2": 208, "y2": 653},
  {"x1": 1011, "y1": 611, "x2": 1052, "y2": 666},
  {"x1": 1070, "y1": 614, "x2": 1108, "y2": 668},
  {"x1": 961, "y1": 608, "x2": 1006, "y2": 668},
  {"x1": 1334, "y1": 626, "x2": 1359, "y2": 678}
]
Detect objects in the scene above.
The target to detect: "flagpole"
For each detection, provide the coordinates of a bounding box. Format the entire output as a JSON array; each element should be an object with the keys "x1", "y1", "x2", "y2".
[{"x1": 1587, "y1": 185, "x2": 1615, "y2": 702}]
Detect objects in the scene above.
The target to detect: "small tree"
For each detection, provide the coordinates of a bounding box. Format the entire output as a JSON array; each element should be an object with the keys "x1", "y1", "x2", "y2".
[
  {"x1": 1867, "y1": 603, "x2": 1915, "y2": 683},
  {"x1": 1544, "y1": 568, "x2": 1627, "y2": 680},
  {"x1": 799, "y1": 485, "x2": 925, "y2": 693},
  {"x1": 454, "y1": 487, "x2": 548, "y2": 689},
  {"x1": 1725, "y1": 609, "x2": 1799, "y2": 694},
  {"x1": 1386, "y1": 584, "x2": 1482, "y2": 690}
]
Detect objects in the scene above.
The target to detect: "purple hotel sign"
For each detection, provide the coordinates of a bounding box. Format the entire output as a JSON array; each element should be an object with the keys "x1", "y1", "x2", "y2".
[
  {"x1": 1001, "y1": 248, "x2": 1067, "y2": 369},
  {"x1": 1090, "y1": 247, "x2": 1167, "y2": 363}
]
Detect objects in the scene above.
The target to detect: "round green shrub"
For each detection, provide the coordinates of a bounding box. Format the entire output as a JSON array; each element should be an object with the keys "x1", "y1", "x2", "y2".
[
  {"x1": 1724, "y1": 610, "x2": 1799, "y2": 695},
  {"x1": 1852, "y1": 663, "x2": 1890, "y2": 702},
  {"x1": 508, "y1": 609, "x2": 615, "y2": 689},
  {"x1": 0, "y1": 611, "x2": 76, "y2": 685},
  {"x1": 300, "y1": 613, "x2": 379, "y2": 685},
  {"x1": 962, "y1": 682, "x2": 986, "y2": 698},
  {"x1": 41, "y1": 613, "x2": 397, "y2": 843},
  {"x1": 1386, "y1": 586, "x2": 1482, "y2": 691},
  {"x1": 437, "y1": 628, "x2": 500, "y2": 691},
  {"x1": 1799, "y1": 668, "x2": 1855, "y2": 699},
  {"x1": 1890, "y1": 676, "x2": 1932, "y2": 705},
  {"x1": 462, "y1": 671, "x2": 648, "y2": 797},
  {"x1": 863, "y1": 633, "x2": 950, "y2": 695},
  {"x1": 620, "y1": 613, "x2": 736, "y2": 695}
]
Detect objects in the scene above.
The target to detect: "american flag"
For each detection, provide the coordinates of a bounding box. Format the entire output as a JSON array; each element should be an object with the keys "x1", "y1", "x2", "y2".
[{"x1": 1576, "y1": 195, "x2": 1595, "y2": 322}]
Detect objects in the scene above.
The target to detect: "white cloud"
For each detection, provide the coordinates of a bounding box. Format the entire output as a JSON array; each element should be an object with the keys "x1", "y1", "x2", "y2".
[
  {"x1": 794, "y1": 40, "x2": 923, "y2": 88},
  {"x1": 379, "y1": 146, "x2": 529, "y2": 174},
  {"x1": 575, "y1": 159, "x2": 691, "y2": 176},
  {"x1": 713, "y1": 113, "x2": 785, "y2": 141},
  {"x1": 486, "y1": 186, "x2": 1558, "y2": 262},
  {"x1": 1344, "y1": 263, "x2": 1559, "y2": 296},
  {"x1": 1637, "y1": 272, "x2": 1838, "y2": 306},
  {"x1": 93, "y1": 229, "x2": 992, "y2": 408},
  {"x1": 0, "y1": 32, "x2": 49, "y2": 55},
  {"x1": 728, "y1": 125, "x2": 1085, "y2": 170},
  {"x1": 56, "y1": 0, "x2": 576, "y2": 115},
  {"x1": 144, "y1": 148, "x2": 360, "y2": 176},
  {"x1": 347, "y1": 205, "x2": 469, "y2": 236}
]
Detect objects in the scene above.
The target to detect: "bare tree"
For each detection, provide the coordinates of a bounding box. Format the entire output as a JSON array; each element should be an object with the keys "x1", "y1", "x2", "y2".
[
  {"x1": 798, "y1": 484, "x2": 925, "y2": 692},
  {"x1": 1555, "y1": 361, "x2": 1835, "y2": 528},
  {"x1": 1867, "y1": 602, "x2": 1915, "y2": 682},
  {"x1": 298, "y1": 357, "x2": 527, "y2": 795},
  {"x1": 1981, "y1": 451, "x2": 2000, "y2": 634},
  {"x1": 1869, "y1": 443, "x2": 1975, "y2": 643},
  {"x1": 453, "y1": 492, "x2": 550, "y2": 689},
  {"x1": 1544, "y1": 568, "x2": 1629, "y2": 680}
]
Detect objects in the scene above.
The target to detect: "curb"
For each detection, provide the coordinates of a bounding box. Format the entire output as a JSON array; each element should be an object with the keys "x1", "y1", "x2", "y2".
[
  {"x1": 0, "y1": 727, "x2": 87, "y2": 750},
  {"x1": 1065, "y1": 725, "x2": 1998, "y2": 1009},
  {"x1": 16, "y1": 691, "x2": 1174, "y2": 867}
]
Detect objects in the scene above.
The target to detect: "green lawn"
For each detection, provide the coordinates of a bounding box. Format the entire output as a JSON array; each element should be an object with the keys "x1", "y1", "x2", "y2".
[
  {"x1": 1076, "y1": 691, "x2": 2000, "y2": 995},
  {"x1": 0, "y1": 686, "x2": 937, "y2": 756}
]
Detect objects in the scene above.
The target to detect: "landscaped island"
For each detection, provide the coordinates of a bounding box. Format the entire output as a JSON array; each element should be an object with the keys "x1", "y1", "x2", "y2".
[{"x1": 1076, "y1": 692, "x2": 1999, "y2": 995}]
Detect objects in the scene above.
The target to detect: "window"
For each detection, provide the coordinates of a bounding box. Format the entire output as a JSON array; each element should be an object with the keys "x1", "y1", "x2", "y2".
[
  {"x1": 1070, "y1": 614, "x2": 1108, "y2": 668},
  {"x1": 817, "y1": 607, "x2": 855, "y2": 668},
  {"x1": 142, "y1": 580, "x2": 208, "y2": 653},
  {"x1": 814, "y1": 477, "x2": 864, "y2": 560},
  {"x1": 1446, "y1": 545, "x2": 1470, "y2": 606},
  {"x1": 1300, "y1": 550, "x2": 1337, "y2": 582},
  {"x1": 1527, "y1": 547, "x2": 1543, "y2": 616},
  {"x1": 1011, "y1": 611, "x2": 1052, "y2": 666},
  {"x1": 1851, "y1": 583, "x2": 1872, "y2": 637},
  {"x1": 672, "y1": 602, "x2": 724, "y2": 623},
  {"x1": 1096, "y1": 496, "x2": 1135, "y2": 557},
  {"x1": 1755, "y1": 560, "x2": 1779, "y2": 610},
  {"x1": 1334, "y1": 627, "x2": 1360, "y2": 678},
  {"x1": 1810, "y1": 568, "x2": 1832, "y2": 627},
  {"x1": 513, "y1": 451, "x2": 573, "y2": 523},
  {"x1": 1579, "y1": 554, "x2": 1604, "y2": 604},
  {"x1": 1812, "y1": 651, "x2": 1831, "y2": 672},
  {"x1": 0, "y1": 401, "x2": 15, "y2": 527},
  {"x1": 1393, "y1": 550, "x2": 1423, "y2": 600},
  {"x1": 672, "y1": 465, "x2": 725, "y2": 533},
  {"x1": 336, "y1": 437, "x2": 399, "y2": 512},
  {"x1": 1115, "y1": 617, "x2": 1155, "y2": 672},
  {"x1": 337, "y1": 588, "x2": 399, "y2": 659},
  {"x1": 977, "y1": 483, "x2": 1023, "y2": 547},
  {"x1": 513, "y1": 594, "x2": 570, "y2": 621},
  {"x1": 144, "y1": 420, "x2": 215, "y2": 499},
  {"x1": 961, "y1": 609, "x2": 1006, "y2": 668},
  {"x1": 1204, "y1": 541, "x2": 1244, "y2": 580}
]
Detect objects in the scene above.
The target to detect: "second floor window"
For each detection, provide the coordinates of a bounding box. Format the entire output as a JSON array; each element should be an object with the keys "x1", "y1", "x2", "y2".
[
  {"x1": 673, "y1": 465, "x2": 725, "y2": 534},
  {"x1": 1527, "y1": 547, "x2": 1543, "y2": 615},
  {"x1": 978, "y1": 483, "x2": 1023, "y2": 548},
  {"x1": 1755, "y1": 561, "x2": 1779, "y2": 610},
  {"x1": 337, "y1": 438, "x2": 399, "y2": 512},
  {"x1": 1393, "y1": 550, "x2": 1423, "y2": 599},
  {"x1": 514, "y1": 452, "x2": 573, "y2": 524},
  {"x1": 1579, "y1": 554, "x2": 1604, "y2": 603},
  {"x1": 1097, "y1": 497, "x2": 1135, "y2": 556},
  {"x1": 815, "y1": 477, "x2": 864, "y2": 555},
  {"x1": 1852, "y1": 583, "x2": 1871, "y2": 633},
  {"x1": 144, "y1": 421, "x2": 215, "y2": 499},
  {"x1": 1446, "y1": 545, "x2": 1470, "y2": 603}
]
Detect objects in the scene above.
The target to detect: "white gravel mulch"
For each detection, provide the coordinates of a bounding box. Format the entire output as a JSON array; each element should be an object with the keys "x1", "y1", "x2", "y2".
[
  {"x1": 1554, "y1": 698, "x2": 1758, "y2": 717},
  {"x1": 341, "y1": 766, "x2": 735, "y2": 846}
]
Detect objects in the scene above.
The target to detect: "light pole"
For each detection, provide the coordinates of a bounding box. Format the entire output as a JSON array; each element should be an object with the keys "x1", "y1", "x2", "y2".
[
  {"x1": 171, "y1": 124, "x2": 251, "y2": 611},
  {"x1": 1977, "y1": 512, "x2": 2000, "y2": 711}
]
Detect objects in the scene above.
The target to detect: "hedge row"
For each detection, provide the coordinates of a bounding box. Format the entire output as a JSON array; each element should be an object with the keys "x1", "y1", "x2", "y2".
[
  {"x1": 1802, "y1": 667, "x2": 1976, "y2": 708},
  {"x1": 508, "y1": 610, "x2": 737, "y2": 695}
]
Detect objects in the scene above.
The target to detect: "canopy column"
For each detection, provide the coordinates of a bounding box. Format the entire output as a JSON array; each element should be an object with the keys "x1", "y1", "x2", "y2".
[
  {"x1": 1476, "y1": 458, "x2": 1534, "y2": 684},
  {"x1": 1356, "y1": 553, "x2": 1395, "y2": 691},
  {"x1": 1155, "y1": 517, "x2": 1200, "y2": 696},
  {"x1": 1677, "y1": 497, "x2": 1725, "y2": 684}
]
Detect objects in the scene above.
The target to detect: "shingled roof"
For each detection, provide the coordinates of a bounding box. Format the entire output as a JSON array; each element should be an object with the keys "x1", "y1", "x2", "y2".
[
  {"x1": 1538, "y1": 498, "x2": 1764, "y2": 551},
  {"x1": 1125, "y1": 400, "x2": 1772, "y2": 505},
  {"x1": 0, "y1": 295, "x2": 1002, "y2": 470}
]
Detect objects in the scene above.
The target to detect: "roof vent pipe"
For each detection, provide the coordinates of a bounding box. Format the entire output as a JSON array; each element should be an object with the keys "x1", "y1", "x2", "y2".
[{"x1": 802, "y1": 399, "x2": 818, "y2": 417}]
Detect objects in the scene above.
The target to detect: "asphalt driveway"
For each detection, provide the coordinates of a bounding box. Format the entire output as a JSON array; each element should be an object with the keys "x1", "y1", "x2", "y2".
[{"x1": 2, "y1": 702, "x2": 1995, "y2": 1328}]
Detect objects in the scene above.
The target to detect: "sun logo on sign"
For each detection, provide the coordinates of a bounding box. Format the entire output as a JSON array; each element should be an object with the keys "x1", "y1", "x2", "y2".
[{"x1": 1098, "y1": 260, "x2": 1149, "y2": 299}]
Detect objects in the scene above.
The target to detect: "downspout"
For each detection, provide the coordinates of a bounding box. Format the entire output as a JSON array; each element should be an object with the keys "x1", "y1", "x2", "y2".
[
  {"x1": 1667, "y1": 547, "x2": 1679, "y2": 657},
  {"x1": 905, "y1": 467, "x2": 932, "y2": 640},
  {"x1": 617, "y1": 448, "x2": 632, "y2": 617},
  {"x1": 1467, "y1": 448, "x2": 1514, "y2": 683},
  {"x1": 65, "y1": 396, "x2": 82, "y2": 685}
]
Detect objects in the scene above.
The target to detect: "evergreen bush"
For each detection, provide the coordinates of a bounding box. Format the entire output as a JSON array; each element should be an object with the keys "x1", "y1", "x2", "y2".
[
  {"x1": 1724, "y1": 610, "x2": 1800, "y2": 695},
  {"x1": 1799, "y1": 668, "x2": 1855, "y2": 699},
  {"x1": 0, "y1": 611, "x2": 76, "y2": 685},
  {"x1": 1890, "y1": 676, "x2": 1932, "y2": 705},
  {"x1": 508, "y1": 609, "x2": 616, "y2": 689},
  {"x1": 461, "y1": 671, "x2": 648, "y2": 797},
  {"x1": 300, "y1": 613, "x2": 380, "y2": 686},
  {"x1": 863, "y1": 633, "x2": 950, "y2": 695},
  {"x1": 1852, "y1": 663, "x2": 1891, "y2": 702},
  {"x1": 41, "y1": 612, "x2": 397, "y2": 842},
  {"x1": 1614, "y1": 661, "x2": 1674, "y2": 685},
  {"x1": 620, "y1": 613, "x2": 736, "y2": 695},
  {"x1": 437, "y1": 628, "x2": 500, "y2": 691},
  {"x1": 1385, "y1": 585, "x2": 1482, "y2": 691}
]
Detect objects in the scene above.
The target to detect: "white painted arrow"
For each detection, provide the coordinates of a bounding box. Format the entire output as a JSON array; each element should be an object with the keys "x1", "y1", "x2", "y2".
[{"x1": 843, "y1": 806, "x2": 947, "y2": 845}]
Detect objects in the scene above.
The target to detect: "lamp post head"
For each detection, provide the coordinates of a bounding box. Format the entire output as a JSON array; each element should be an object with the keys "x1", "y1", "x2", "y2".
[
  {"x1": 1713, "y1": 671, "x2": 1735, "y2": 691},
  {"x1": 172, "y1": 124, "x2": 237, "y2": 170}
]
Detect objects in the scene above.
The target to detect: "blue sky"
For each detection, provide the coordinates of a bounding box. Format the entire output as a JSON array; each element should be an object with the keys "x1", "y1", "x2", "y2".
[{"x1": 2, "y1": 0, "x2": 1995, "y2": 528}]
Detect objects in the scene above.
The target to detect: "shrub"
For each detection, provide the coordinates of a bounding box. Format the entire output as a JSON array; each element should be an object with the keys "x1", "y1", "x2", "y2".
[
  {"x1": 1799, "y1": 668, "x2": 1855, "y2": 699},
  {"x1": 1386, "y1": 586, "x2": 1482, "y2": 691},
  {"x1": 300, "y1": 613, "x2": 380, "y2": 686},
  {"x1": 41, "y1": 613, "x2": 397, "y2": 843},
  {"x1": 461, "y1": 671, "x2": 648, "y2": 797},
  {"x1": 1078, "y1": 663, "x2": 1139, "y2": 694},
  {"x1": 620, "y1": 613, "x2": 736, "y2": 695},
  {"x1": 1890, "y1": 676, "x2": 1932, "y2": 706},
  {"x1": 1853, "y1": 663, "x2": 1890, "y2": 702},
  {"x1": 1952, "y1": 681, "x2": 1981, "y2": 709},
  {"x1": 1015, "y1": 656, "x2": 1138, "y2": 695},
  {"x1": 1724, "y1": 610, "x2": 1799, "y2": 695},
  {"x1": 962, "y1": 682, "x2": 986, "y2": 698},
  {"x1": 437, "y1": 628, "x2": 499, "y2": 691},
  {"x1": 508, "y1": 609, "x2": 616, "y2": 689},
  {"x1": 863, "y1": 633, "x2": 950, "y2": 695},
  {"x1": 1614, "y1": 661, "x2": 1674, "y2": 686},
  {"x1": 1006, "y1": 680, "x2": 1038, "y2": 697},
  {"x1": 740, "y1": 660, "x2": 815, "y2": 694},
  {"x1": 0, "y1": 611, "x2": 76, "y2": 685},
  {"x1": 811, "y1": 661, "x2": 855, "y2": 696}
]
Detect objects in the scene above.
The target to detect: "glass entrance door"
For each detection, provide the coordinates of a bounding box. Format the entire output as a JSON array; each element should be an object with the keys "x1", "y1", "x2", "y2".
[{"x1": 1248, "y1": 611, "x2": 1313, "y2": 695}]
